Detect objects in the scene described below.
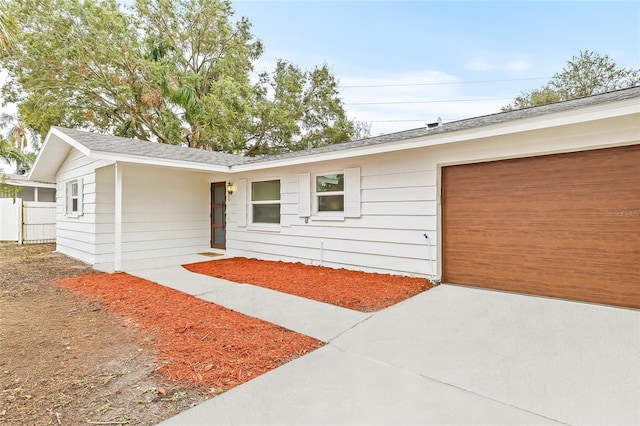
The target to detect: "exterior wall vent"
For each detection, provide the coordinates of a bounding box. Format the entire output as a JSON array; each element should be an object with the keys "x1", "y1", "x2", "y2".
[{"x1": 427, "y1": 117, "x2": 443, "y2": 129}]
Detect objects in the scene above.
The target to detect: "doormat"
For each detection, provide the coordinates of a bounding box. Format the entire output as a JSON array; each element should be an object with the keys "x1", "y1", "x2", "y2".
[{"x1": 198, "y1": 252, "x2": 224, "y2": 257}]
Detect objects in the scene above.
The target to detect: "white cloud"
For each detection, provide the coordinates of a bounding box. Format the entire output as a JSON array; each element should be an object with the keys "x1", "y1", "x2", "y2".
[
  {"x1": 337, "y1": 69, "x2": 513, "y2": 135},
  {"x1": 506, "y1": 58, "x2": 531, "y2": 72},
  {"x1": 466, "y1": 54, "x2": 532, "y2": 73},
  {"x1": 466, "y1": 59, "x2": 495, "y2": 72}
]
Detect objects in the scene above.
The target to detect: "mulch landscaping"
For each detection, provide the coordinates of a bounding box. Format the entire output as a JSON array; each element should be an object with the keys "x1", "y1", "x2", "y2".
[
  {"x1": 50, "y1": 257, "x2": 432, "y2": 402},
  {"x1": 183, "y1": 257, "x2": 433, "y2": 312},
  {"x1": 55, "y1": 273, "x2": 322, "y2": 393}
]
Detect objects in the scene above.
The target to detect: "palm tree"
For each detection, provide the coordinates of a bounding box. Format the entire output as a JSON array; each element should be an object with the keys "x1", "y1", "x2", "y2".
[
  {"x1": 0, "y1": 3, "x2": 17, "y2": 52},
  {"x1": 0, "y1": 137, "x2": 28, "y2": 171},
  {"x1": 0, "y1": 114, "x2": 38, "y2": 151},
  {"x1": 0, "y1": 114, "x2": 38, "y2": 171}
]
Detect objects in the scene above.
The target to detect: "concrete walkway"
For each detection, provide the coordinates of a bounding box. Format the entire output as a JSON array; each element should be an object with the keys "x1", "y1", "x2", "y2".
[
  {"x1": 129, "y1": 265, "x2": 370, "y2": 342},
  {"x1": 128, "y1": 266, "x2": 640, "y2": 425}
]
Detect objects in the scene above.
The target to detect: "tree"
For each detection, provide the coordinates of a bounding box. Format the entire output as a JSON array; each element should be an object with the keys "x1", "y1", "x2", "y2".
[
  {"x1": 2, "y1": 0, "x2": 167, "y2": 141},
  {"x1": 244, "y1": 60, "x2": 354, "y2": 156},
  {"x1": 0, "y1": 136, "x2": 29, "y2": 170},
  {"x1": 0, "y1": 113, "x2": 39, "y2": 151},
  {"x1": 502, "y1": 50, "x2": 640, "y2": 111},
  {"x1": 1, "y1": 0, "x2": 357, "y2": 155},
  {"x1": 0, "y1": 113, "x2": 39, "y2": 171},
  {"x1": 352, "y1": 120, "x2": 372, "y2": 140},
  {"x1": 0, "y1": 1, "x2": 16, "y2": 52},
  {"x1": 0, "y1": 137, "x2": 27, "y2": 198}
]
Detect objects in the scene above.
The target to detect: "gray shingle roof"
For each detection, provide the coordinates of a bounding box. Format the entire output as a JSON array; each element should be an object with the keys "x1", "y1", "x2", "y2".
[
  {"x1": 53, "y1": 127, "x2": 252, "y2": 167},
  {"x1": 54, "y1": 87, "x2": 640, "y2": 168},
  {"x1": 244, "y1": 86, "x2": 640, "y2": 164}
]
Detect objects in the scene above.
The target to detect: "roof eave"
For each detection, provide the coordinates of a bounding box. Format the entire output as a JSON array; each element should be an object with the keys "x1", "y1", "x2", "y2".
[
  {"x1": 28, "y1": 127, "x2": 90, "y2": 182},
  {"x1": 230, "y1": 96, "x2": 640, "y2": 172},
  {"x1": 91, "y1": 151, "x2": 232, "y2": 173}
]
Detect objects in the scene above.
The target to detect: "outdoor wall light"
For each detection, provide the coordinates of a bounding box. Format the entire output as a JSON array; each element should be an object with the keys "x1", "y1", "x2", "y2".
[{"x1": 226, "y1": 182, "x2": 235, "y2": 195}]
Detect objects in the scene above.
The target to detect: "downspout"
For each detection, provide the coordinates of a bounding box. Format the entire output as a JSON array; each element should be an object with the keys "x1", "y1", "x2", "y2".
[
  {"x1": 114, "y1": 162, "x2": 123, "y2": 272},
  {"x1": 423, "y1": 233, "x2": 438, "y2": 284}
]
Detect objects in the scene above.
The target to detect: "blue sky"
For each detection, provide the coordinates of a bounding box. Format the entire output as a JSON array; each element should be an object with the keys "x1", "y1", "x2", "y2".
[
  {"x1": 231, "y1": 1, "x2": 640, "y2": 134},
  {"x1": 2, "y1": 1, "x2": 639, "y2": 139}
]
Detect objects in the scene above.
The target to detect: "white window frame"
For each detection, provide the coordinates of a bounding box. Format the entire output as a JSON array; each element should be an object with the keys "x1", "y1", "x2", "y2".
[
  {"x1": 314, "y1": 172, "x2": 345, "y2": 217},
  {"x1": 65, "y1": 178, "x2": 83, "y2": 217},
  {"x1": 250, "y1": 179, "x2": 281, "y2": 226}
]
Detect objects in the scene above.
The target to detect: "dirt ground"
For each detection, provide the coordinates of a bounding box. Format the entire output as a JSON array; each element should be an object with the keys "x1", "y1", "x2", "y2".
[
  {"x1": 1, "y1": 243, "x2": 432, "y2": 425},
  {"x1": 0, "y1": 243, "x2": 208, "y2": 425}
]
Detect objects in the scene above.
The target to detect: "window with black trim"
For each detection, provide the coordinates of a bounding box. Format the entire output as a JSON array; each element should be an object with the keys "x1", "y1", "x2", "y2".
[
  {"x1": 316, "y1": 173, "x2": 344, "y2": 212},
  {"x1": 251, "y1": 180, "x2": 280, "y2": 224}
]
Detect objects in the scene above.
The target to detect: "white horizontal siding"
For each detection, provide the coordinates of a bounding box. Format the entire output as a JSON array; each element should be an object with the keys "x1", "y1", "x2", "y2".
[
  {"x1": 226, "y1": 150, "x2": 438, "y2": 277},
  {"x1": 51, "y1": 111, "x2": 637, "y2": 278},
  {"x1": 228, "y1": 230, "x2": 437, "y2": 260},
  {"x1": 55, "y1": 150, "x2": 113, "y2": 266},
  {"x1": 117, "y1": 164, "x2": 216, "y2": 270},
  {"x1": 361, "y1": 200, "x2": 436, "y2": 216},
  {"x1": 121, "y1": 220, "x2": 208, "y2": 232},
  {"x1": 227, "y1": 120, "x2": 640, "y2": 278},
  {"x1": 361, "y1": 186, "x2": 437, "y2": 202}
]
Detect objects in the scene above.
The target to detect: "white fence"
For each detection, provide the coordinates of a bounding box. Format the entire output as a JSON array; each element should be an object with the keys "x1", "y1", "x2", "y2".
[
  {"x1": 22, "y1": 201, "x2": 56, "y2": 244},
  {"x1": 0, "y1": 198, "x2": 20, "y2": 241},
  {"x1": 0, "y1": 198, "x2": 56, "y2": 244}
]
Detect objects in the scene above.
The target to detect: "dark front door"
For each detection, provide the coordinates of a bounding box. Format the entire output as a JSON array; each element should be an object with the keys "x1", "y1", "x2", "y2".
[{"x1": 211, "y1": 182, "x2": 226, "y2": 249}]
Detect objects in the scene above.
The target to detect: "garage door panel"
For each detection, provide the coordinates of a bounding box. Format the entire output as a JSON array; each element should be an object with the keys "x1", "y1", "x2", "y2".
[{"x1": 443, "y1": 144, "x2": 640, "y2": 309}]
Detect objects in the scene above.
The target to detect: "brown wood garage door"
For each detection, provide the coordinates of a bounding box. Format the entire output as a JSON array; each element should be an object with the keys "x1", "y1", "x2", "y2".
[{"x1": 442, "y1": 144, "x2": 640, "y2": 309}]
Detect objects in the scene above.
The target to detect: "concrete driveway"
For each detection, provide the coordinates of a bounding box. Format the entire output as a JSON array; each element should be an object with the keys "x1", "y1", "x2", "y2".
[{"x1": 155, "y1": 282, "x2": 639, "y2": 425}]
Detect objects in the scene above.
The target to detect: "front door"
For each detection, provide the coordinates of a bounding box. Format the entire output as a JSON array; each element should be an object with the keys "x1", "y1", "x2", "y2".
[{"x1": 210, "y1": 182, "x2": 226, "y2": 249}]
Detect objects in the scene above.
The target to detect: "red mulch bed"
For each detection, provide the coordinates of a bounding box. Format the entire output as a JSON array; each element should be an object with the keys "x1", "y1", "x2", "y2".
[
  {"x1": 55, "y1": 273, "x2": 322, "y2": 392},
  {"x1": 183, "y1": 257, "x2": 433, "y2": 312}
]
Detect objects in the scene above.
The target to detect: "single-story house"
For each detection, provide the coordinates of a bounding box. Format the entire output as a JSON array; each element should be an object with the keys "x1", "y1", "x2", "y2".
[
  {"x1": 0, "y1": 173, "x2": 57, "y2": 242},
  {"x1": 1, "y1": 172, "x2": 57, "y2": 202},
  {"x1": 28, "y1": 87, "x2": 640, "y2": 309}
]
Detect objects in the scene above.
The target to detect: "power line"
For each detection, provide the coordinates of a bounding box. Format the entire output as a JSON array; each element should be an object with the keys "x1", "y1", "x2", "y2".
[
  {"x1": 346, "y1": 97, "x2": 513, "y2": 106},
  {"x1": 365, "y1": 119, "x2": 454, "y2": 123},
  {"x1": 339, "y1": 76, "x2": 549, "y2": 89}
]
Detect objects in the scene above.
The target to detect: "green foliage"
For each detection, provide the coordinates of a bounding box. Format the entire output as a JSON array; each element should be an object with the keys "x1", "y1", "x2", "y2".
[
  {"x1": 502, "y1": 50, "x2": 640, "y2": 111},
  {"x1": 0, "y1": 135, "x2": 29, "y2": 168},
  {"x1": 245, "y1": 60, "x2": 354, "y2": 156},
  {"x1": 0, "y1": 174, "x2": 21, "y2": 200},
  {"x1": 1, "y1": 0, "x2": 359, "y2": 155},
  {"x1": 0, "y1": 1, "x2": 16, "y2": 52}
]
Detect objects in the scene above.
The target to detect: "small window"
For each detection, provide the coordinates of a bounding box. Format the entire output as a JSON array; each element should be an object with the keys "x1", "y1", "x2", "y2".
[
  {"x1": 66, "y1": 179, "x2": 83, "y2": 216},
  {"x1": 316, "y1": 173, "x2": 344, "y2": 212},
  {"x1": 251, "y1": 180, "x2": 280, "y2": 224}
]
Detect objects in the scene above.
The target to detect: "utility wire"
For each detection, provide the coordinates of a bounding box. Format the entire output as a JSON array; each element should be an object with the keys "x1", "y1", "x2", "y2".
[
  {"x1": 365, "y1": 119, "x2": 455, "y2": 123},
  {"x1": 339, "y1": 76, "x2": 549, "y2": 89},
  {"x1": 346, "y1": 97, "x2": 513, "y2": 106}
]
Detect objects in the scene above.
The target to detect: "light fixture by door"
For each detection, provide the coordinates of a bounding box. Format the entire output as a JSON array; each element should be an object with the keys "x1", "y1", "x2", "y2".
[{"x1": 226, "y1": 182, "x2": 235, "y2": 195}]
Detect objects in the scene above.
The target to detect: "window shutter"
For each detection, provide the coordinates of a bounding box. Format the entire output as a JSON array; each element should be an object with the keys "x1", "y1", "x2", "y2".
[
  {"x1": 77, "y1": 178, "x2": 84, "y2": 216},
  {"x1": 297, "y1": 173, "x2": 311, "y2": 217},
  {"x1": 236, "y1": 179, "x2": 247, "y2": 227},
  {"x1": 344, "y1": 167, "x2": 361, "y2": 218}
]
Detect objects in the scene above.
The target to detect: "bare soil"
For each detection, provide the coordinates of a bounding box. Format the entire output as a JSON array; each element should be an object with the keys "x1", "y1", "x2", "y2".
[
  {"x1": 0, "y1": 243, "x2": 208, "y2": 425},
  {"x1": 55, "y1": 273, "x2": 322, "y2": 392},
  {"x1": 1, "y1": 244, "x2": 433, "y2": 425}
]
